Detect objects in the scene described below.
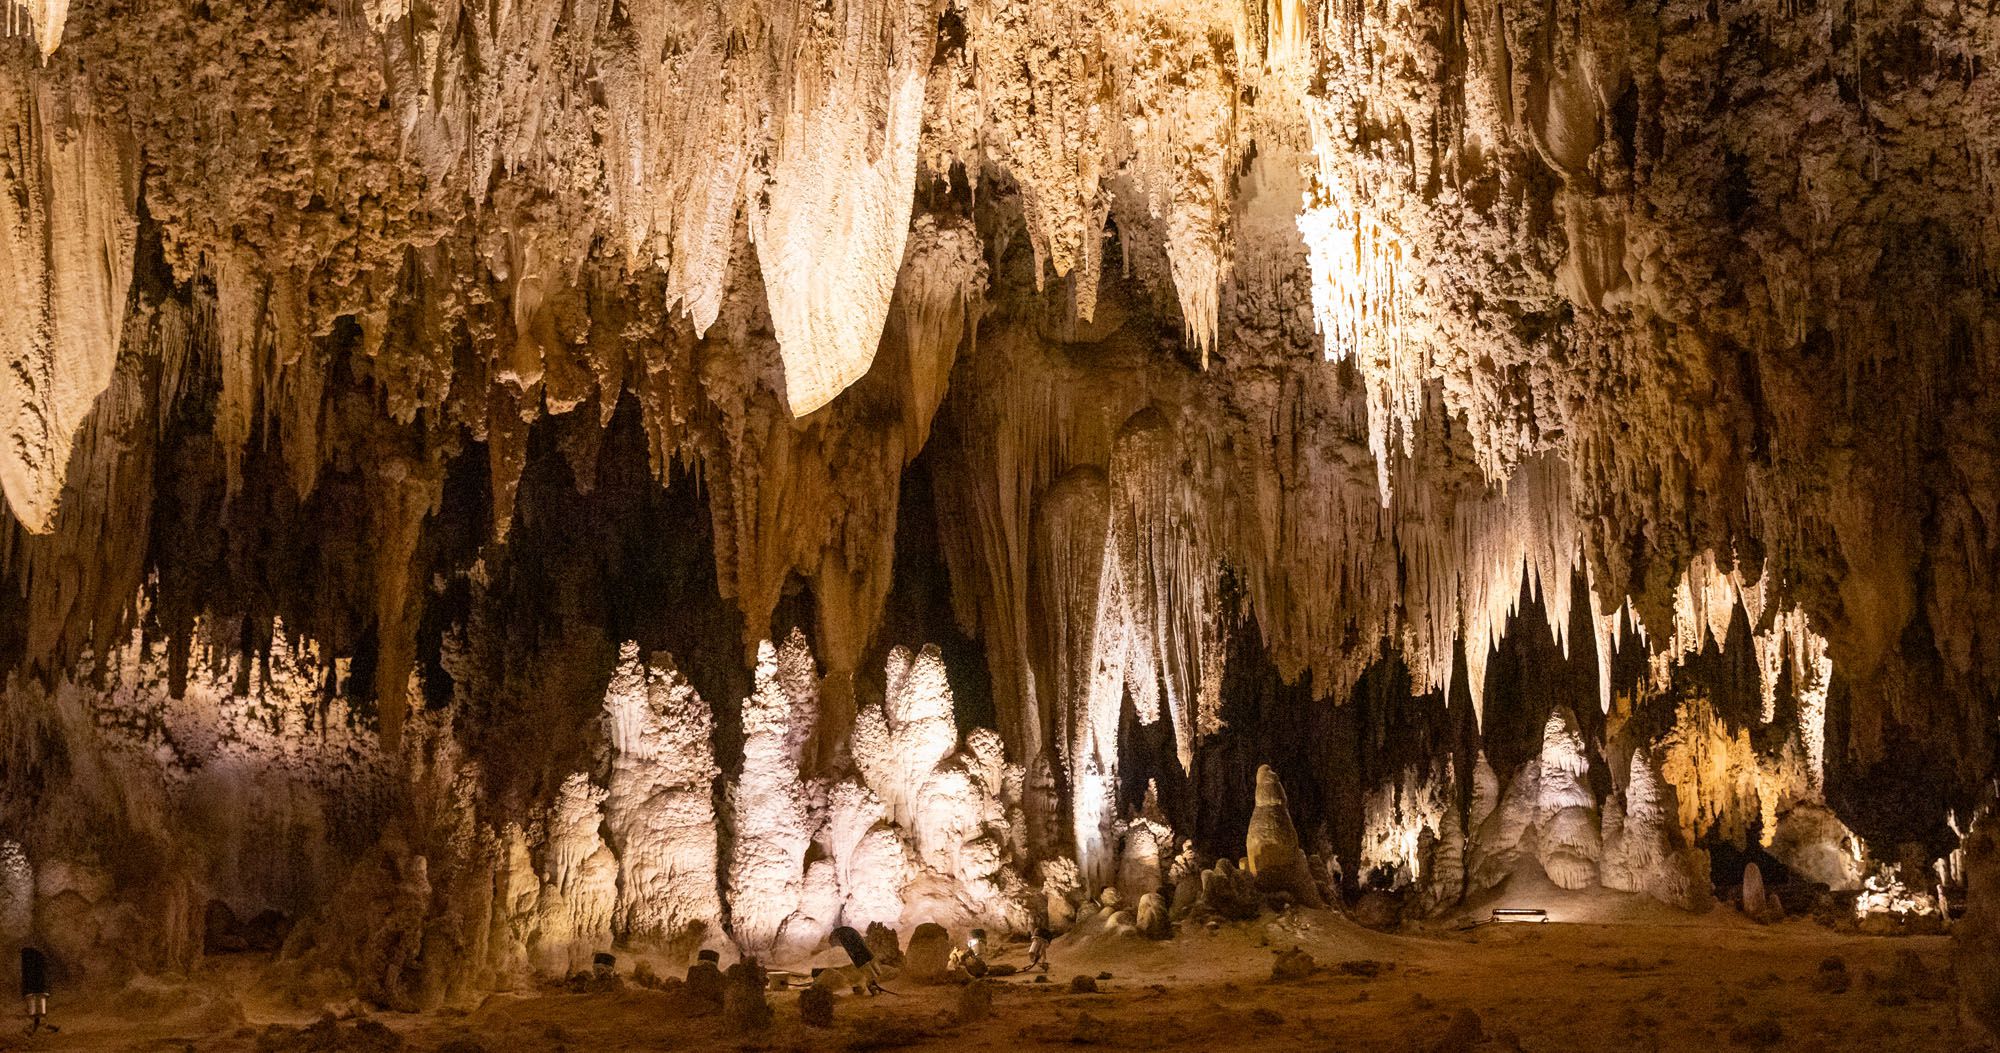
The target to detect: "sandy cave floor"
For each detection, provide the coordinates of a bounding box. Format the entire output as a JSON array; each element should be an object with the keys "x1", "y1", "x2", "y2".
[{"x1": 0, "y1": 891, "x2": 1970, "y2": 1053}]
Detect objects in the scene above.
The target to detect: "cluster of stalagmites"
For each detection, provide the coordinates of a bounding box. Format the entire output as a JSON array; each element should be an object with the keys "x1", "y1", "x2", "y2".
[
  {"x1": 0, "y1": 603, "x2": 1897, "y2": 997},
  {"x1": 0, "y1": 0, "x2": 1996, "y2": 1036}
]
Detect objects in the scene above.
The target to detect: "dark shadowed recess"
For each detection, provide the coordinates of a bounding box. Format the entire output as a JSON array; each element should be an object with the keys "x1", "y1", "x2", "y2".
[
  {"x1": 423, "y1": 394, "x2": 749, "y2": 818},
  {"x1": 869, "y1": 445, "x2": 996, "y2": 734}
]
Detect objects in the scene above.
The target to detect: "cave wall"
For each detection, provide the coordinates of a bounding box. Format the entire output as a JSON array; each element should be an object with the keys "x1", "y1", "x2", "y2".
[{"x1": 0, "y1": 0, "x2": 1995, "y2": 1008}]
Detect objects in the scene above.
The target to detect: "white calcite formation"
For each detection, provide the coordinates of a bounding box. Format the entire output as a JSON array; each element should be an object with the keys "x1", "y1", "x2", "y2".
[
  {"x1": 1533, "y1": 708, "x2": 1603, "y2": 892},
  {"x1": 726, "y1": 633, "x2": 820, "y2": 960},
  {"x1": 600, "y1": 644, "x2": 726, "y2": 959},
  {"x1": 0, "y1": 0, "x2": 1996, "y2": 1006},
  {"x1": 1360, "y1": 764, "x2": 1451, "y2": 889},
  {"x1": 748, "y1": 0, "x2": 933, "y2": 416},
  {"x1": 1600, "y1": 749, "x2": 1699, "y2": 909}
]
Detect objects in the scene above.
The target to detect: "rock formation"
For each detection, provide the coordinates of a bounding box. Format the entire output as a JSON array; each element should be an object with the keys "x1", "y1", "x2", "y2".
[
  {"x1": 0, "y1": 0, "x2": 1994, "y2": 1018},
  {"x1": 1246, "y1": 767, "x2": 1324, "y2": 908}
]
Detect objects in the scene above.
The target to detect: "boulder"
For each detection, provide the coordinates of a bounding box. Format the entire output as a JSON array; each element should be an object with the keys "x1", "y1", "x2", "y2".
[
  {"x1": 904, "y1": 923, "x2": 952, "y2": 984},
  {"x1": 1170, "y1": 872, "x2": 1201, "y2": 919},
  {"x1": 1430, "y1": 1009, "x2": 1483, "y2": 1053},
  {"x1": 1137, "y1": 893, "x2": 1170, "y2": 940},
  {"x1": 1200, "y1": 859, "x2": 1263, "y2": 920},
  {"x1": 956, "y1": 979, "x2": 993, "y2": 1024},
  {"x1": 1270, "y1": 946, "x2": 1317, "y2": 982},
  {"x1": 1352, "y1": 889, "x2": 1403, "y2": 930},
  {"x1": 723, "y1": 962, "x2": 771, "y2": 1032},
  {"x1": 798, "y1": 987, "x2": 834, "y2": 1028},
  {"x1": 685, "y1": 960, "x2": 724, "y2": 1007},
  {"x1": 864, "y1": 922, "x2": 904, "y2": 968}
]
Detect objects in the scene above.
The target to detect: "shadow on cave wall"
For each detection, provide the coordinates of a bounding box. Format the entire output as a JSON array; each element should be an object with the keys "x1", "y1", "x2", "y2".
[{"x1": 424, "y1": 394, "x2": 748, "y2": 819}]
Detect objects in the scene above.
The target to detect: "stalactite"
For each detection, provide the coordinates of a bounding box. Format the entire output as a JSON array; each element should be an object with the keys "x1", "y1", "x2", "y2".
[
  {"x1": 1108, "y1": 408, "x2": 1215, "y2": 769},
  {"x1": 0, "y1": 57, "x2": 137, "y2": 532},
  {"x1": 749, "y1": 0, "x2": 935, "y2": 417}
]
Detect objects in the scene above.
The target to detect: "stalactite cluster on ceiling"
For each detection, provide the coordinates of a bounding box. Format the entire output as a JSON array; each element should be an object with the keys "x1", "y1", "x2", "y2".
[{"x1": 0, "y1": 0, "x2": 1994, "y2": 807}]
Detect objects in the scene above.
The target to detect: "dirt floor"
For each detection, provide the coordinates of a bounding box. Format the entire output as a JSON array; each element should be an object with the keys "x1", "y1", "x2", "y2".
[{"x1": 0, "y1": 885, "x2": 1974, "y2": 1052}]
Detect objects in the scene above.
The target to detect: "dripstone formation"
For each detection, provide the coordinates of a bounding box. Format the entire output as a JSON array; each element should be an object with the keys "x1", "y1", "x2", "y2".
[{"x1": 0, "y1": 0, "x2": 1995, "y2": 1038}]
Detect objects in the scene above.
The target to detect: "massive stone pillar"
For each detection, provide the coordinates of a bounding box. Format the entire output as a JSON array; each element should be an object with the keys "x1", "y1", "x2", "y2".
[{"x1": 1958, "y1": 811, "x2": 2000, "y2": 1044}]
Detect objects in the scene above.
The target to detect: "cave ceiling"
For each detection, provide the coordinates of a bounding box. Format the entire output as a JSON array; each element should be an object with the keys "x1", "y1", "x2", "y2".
[{"x1": 0, "y1": 0, "x2": 1995, "y2": 816}]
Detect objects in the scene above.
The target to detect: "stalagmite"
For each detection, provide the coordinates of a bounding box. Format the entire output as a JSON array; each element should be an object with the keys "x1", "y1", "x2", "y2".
[
  {"x1": 1534, "y1": 708, "x2": 1602, "y2": 891},
  {"x1": 601, "y1": 644, "x2": 725, "y2": 958},
  {"x1": 728, "y1": 634, "x2": 819, "y2": 958},
  {"x1": 0, "y1": 0, "x2": 1996, "y2": 1036},
  {"x1": 531, "y1": 773, "x2": 619, "y2": 976},
  {"x1": 1245, "y1": 766, "x2": 1323, "y2": 908},
  {"x1": 1601, "y1": 749, "x2": 1698, "y2": 908}
]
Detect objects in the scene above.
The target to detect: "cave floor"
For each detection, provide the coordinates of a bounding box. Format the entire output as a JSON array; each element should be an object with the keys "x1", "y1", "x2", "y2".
[{"x1": 0, "y1": 901, "x2": 1967, "y2": 1051}]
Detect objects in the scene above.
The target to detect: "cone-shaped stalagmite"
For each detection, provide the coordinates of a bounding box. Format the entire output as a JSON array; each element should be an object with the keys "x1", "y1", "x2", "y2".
[{"x1": 1246, "y1": 766, "x2": 1323, "y2": 908}]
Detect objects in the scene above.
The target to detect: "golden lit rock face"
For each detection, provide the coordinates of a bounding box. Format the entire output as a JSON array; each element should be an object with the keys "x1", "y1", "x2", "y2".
[
  {"x1": 0, "y1": 0, "x2": 1996, "y2": 998},
  {"x1": 0, "y1": 63, "x2": 136, "y2": 533}
]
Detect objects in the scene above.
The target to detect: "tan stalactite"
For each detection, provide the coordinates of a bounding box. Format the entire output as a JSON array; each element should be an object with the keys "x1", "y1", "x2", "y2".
[
  {"x1": 750, "y1": 0, "x2": 938, "y2": 417},
  {"x1": 371, "y1": 453, "x2": 445, "y2": 751},
  {"x1": 0, "y1": 60, "x2": 137, "y2": 533},
  {"x1": 3, "y1": 0, "x2": 66, "y2": 60},
  {"x1": 1032, "y1": 466, "x2": 1112, "y2": 864},
  {"x1": 1108, "y1": 407, "x2": 1213, "y2": 770}
]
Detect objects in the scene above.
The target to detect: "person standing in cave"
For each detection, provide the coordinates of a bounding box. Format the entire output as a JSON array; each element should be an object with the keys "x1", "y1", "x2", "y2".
[
  {"x1": 829, "y1": 926, "x2": 884, "y2": 995},
  {"x1": 19, "y1": 945, "x2": 53, "y2": 1035},
  {"x1": 1026, "y1": 928, "x2": 1052, "y2": 973}
]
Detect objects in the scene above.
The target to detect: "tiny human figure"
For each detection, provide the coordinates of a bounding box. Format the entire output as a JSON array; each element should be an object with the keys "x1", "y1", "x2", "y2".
[
  {"x1": 948, "y1": 941, "x2": 988, "y2": 979},
  {"x1": 20, "y1": 945, "x2": 52, "y2": 1035},
  {"x1": 1026, "y1": 928, "x2": 1052, "y2": 973},
  {"x1": 829, "y1": 925, "x2": 884, "y2": 995}
]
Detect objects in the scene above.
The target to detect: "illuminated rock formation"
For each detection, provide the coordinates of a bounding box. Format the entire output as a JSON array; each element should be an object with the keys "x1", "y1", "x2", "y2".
[
  {"x1": 0, "y1": 0, "x2": 1994, "y2": 1016},
  {"x1": 601, "y1": 644, "x2": 726, "y2": 959}
]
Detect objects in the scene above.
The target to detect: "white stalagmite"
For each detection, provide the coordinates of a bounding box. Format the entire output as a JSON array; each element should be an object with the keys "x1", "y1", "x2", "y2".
[
  {"x1": 0, "y1": 65, "x2": 137, "y2": 532},
  {"x1": 819, "y1": 779, "x2": 912, "y2": 931},
  {"x1": 532, "y1": 773, "x2": 620, "y2": 975},
  {"x1": 600, "y1": 643, "x2": 725, "y2": 957},
  {"x1": 727, "y1": 632, "x2": 820, "y2": 958},
  {"x1": 856, "y1": 644, "x2": 962, "y2": 832},
  {"x1": 1600, "y1": 748, "x2": 1697, "y2": 907},
  {"x1": 1534, "y1": 707, "x2": 1602, "y2": 890},
  {"x1": 853, "y1": 647, "x2": 1031, "y2": 935},
  {"x1": 750, "y1": 0, "x2": 935, "y2": 416}
]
